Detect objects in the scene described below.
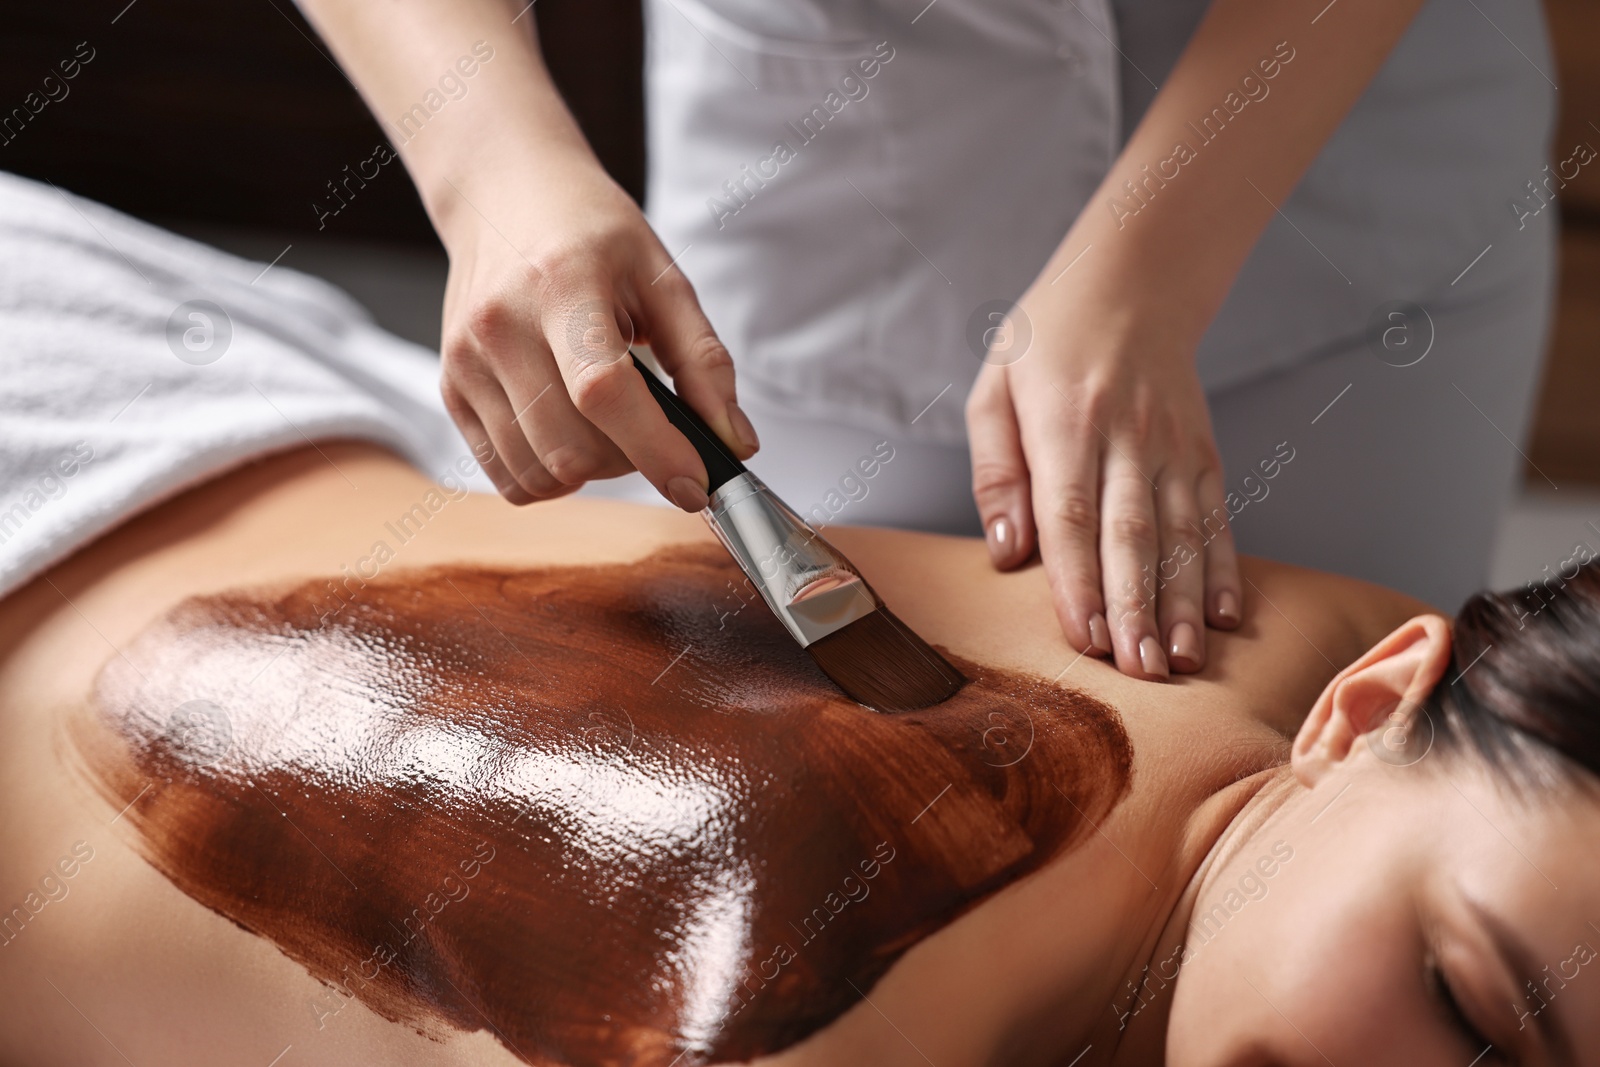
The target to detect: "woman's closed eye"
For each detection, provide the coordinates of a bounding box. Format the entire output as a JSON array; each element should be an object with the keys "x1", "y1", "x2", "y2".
[{"x1": 1430, "y1": 961, "x2": 1506, "y2": 1064}]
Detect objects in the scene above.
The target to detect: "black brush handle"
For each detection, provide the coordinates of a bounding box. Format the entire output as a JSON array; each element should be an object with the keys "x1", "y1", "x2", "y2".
[{"x1": 632, "y1": 353, "x2": 746, "y2": 493}]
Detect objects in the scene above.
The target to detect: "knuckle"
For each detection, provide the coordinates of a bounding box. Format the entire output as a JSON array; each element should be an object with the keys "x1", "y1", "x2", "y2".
[
  {"x1": 440, "y1": 334, "x2": 476, "y2": 372},
  {"x1": 561, "y1": 300, "x2": 630, "y2": 363},
  {"x1": 653, "y1": 265, "x2": 697, "y2": 300},
  {"x1": 518, "y1": 254, "x2": 556, "y2": 289},
  {"x1": 679, "y1": 330, "x2": 732, "y2": 373},
  {"x1": 1161, "y1": 515, "x2": 1199, "y2": 547},
  {"x1": 1062, "y1": 383, "x2": 1108, "y2": 425},
  {"x1": 1109, "y1": 512, "x2": 1157, "y2": 546},
  {"x1": 439, "y1": 377, "x2": 473, "y2": 421},
  {"x1": 1123, "y1": 405, "x2": 1157, "y2": 446},
  {"x1": 1197, "y1": 501, "x2": 1232, "y2": 535},
  {"x1": 1050, "y1": 494, "x2": 1099, "y2": 537},
  {"x1": 537, "y1": 269, "x2": 590, "y2": 316},
  {"x1": 511, "y1": 461, "x2": 559, "y2": 497},
  {"x1": 522, "y1": 248, "x2": 574, "y2": 293},
  {"x1": 529, "y1": 250, "x2": 609, "y2": 313},
  {"x1": 970, "y1": 459, "x2": 1024, "y2": 500},
  {"x1": 567, "y1": 356, "x2": 634, "y2": 419},
  {"x1": 486, "y1": 466, "x2": 534, "y2": 505},
  {"x1": 465, "y1": 297, "x2": 520, "y2": 350},
  {"x1": 440, "y1": 336, "x2": 497, "y2": 390},
  {"x1": 541, "y1": 443, "x2": 602, "y2": 486}
]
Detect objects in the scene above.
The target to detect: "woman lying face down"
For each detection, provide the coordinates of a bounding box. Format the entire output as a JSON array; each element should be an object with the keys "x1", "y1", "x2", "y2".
[
  {"x1": 3, "y1": 445, "x2": 1598, "y2": 1066},
  {"x1": 1163, "y1": 563, "x2": 1600, "y2": 1066}
]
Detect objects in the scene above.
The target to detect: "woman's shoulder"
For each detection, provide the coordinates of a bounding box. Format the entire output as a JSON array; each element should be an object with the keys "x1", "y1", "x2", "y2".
[
  {"x1": 1239, "y1": 554, "x2": 1439, "y2": 657},
  {"x1": 1192, "y1": 555, "x2": 1438, "y2": 737}
]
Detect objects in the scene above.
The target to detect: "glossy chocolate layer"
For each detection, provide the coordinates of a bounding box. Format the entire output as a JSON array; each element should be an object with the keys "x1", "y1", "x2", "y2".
[{"x1": 78, "y1": 544, "x2": 1131, "y2": 1065}]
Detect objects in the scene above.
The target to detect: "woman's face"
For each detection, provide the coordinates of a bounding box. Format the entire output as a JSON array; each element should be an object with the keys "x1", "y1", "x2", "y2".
[{"x1": 1167, "y1": 745, "x2": 1600, "y2": 1066}]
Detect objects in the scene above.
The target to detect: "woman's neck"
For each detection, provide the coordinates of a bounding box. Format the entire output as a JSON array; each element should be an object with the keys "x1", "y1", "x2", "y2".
[
  {"x1": 1105, "y1": 765, "x2": 1300, "y2": 1064},
  {"x1": 973, "y1": 709, "x2": 1293, "y2": 1067}
]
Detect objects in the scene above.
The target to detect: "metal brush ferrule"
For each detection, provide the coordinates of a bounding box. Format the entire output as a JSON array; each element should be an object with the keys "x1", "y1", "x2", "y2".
[{"x1": 703, "y1": 472, "x2": 880, "y2": 647}]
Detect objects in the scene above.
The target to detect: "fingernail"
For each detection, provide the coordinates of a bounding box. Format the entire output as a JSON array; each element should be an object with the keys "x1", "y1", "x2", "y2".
[
  {"x1": 986, "y1": 516, "x2": 1014, "y2": 563},
  {"x1": 1139, "y1": 635, "x2": 1169, "y2": 679},
  {"x1": 665, "y1": 475, "x2": 709, "y2": 513},
  {"x1": 1215, "y1": 589, "x2": 1240, "y2": 625},
  {"x1": 1168, "y1": 621, "x2": 1200, "y2": 671},
  {"x1": 1088, "y1": 613, "x2": 1112, "y2": 655},
  {"x1": 726, "y1": 402, "x2": 760, "y2": 454}
]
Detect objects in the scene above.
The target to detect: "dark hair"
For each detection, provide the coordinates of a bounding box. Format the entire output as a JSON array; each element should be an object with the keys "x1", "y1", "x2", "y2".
[{"x1": 1426, "y1": 555, "x2": 1600, "y2": 783}]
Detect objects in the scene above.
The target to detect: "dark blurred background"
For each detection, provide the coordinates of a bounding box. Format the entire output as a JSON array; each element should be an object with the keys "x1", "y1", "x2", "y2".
[
  {"x1": 0, "y1": 0, "x2": 644, "y2": 367},
  {"x1": 0, "y1": 0, "x2": 645, "y2": 241},
  {"x1": 0, "y1": 0, "x2": 1595, "y2": 527}
]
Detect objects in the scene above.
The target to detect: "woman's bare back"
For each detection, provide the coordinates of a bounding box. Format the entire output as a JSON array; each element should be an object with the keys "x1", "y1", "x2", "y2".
[{"x1": 0, "y1": 444, "x2": 1425, "y2": 1067}]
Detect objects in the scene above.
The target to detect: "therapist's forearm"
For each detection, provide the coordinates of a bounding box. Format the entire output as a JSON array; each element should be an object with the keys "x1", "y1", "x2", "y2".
[
  {"x1": 1042, "y1": 0, "x2": 1428, "y2": 350},
  {"x1": 291, "y1": 0, "x2": 604, "y2": 248}
]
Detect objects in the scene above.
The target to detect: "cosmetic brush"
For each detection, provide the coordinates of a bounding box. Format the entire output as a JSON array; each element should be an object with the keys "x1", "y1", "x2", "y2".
[{"x1": 632, "y1": 353, "x2": 966, "y2": 712}]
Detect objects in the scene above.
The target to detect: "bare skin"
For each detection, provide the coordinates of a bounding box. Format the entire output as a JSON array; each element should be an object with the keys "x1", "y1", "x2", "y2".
[
  {"x1": 291, "y1": 0, "x2": 1430, "y2": 679},
  {"x1": 0, "y1": 443, "x2": 1429, "y2": 1066}
]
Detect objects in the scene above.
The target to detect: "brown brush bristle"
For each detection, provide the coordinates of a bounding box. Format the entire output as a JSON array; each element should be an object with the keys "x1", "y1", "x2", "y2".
[{"x1": 805, "y1": 605, "x2": 966, "y2": 712}]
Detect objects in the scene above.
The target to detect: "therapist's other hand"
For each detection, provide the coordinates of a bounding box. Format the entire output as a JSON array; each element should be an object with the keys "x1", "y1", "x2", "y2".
[
  {"x1": 437, "y1": 165, "x2": 759, "y2": 509},
  {"x1": 965, "y1": 288, "x2": 1242, "y2": 680}
]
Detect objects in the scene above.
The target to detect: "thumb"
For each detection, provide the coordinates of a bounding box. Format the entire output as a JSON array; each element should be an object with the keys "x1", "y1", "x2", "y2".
[
  {"x1": 966, "y1": 367, "x2": 1036, "y2": 570},
  {"x1": 636, "y1": 264, "x2": 760, "y2": 461}
]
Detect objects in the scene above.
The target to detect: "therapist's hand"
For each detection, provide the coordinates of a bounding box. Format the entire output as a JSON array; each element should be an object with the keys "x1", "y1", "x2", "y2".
[
  {"x1": 952, "y1": 0, "x2": 1432, "y2": 681},
  {"x1": 285, "y1": 0, "x2": 759, "y2": 510},
  {"x1": 965, "y1": 280, "x2": 1242, "y2": 680},
  {"x1": 436, "y1": 162, "x2": 759, "y2": 508}
]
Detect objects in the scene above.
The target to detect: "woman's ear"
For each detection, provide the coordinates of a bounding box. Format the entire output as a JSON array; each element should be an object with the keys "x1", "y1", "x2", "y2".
[{"x1": 1291, "y1": 615, "x2": 1453, "y2": 786}]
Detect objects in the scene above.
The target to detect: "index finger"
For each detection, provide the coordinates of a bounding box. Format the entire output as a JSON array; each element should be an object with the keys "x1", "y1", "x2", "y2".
[
  {"x1": 637, "y1": 264, "x2": 758, "y2": 461},
  {"x1": 1097, "y1": 454, "x2": 1167, "y2": 680},
  {"x1": 1020, "y1": 389, "x2": 1113, "y2": 658},
  {"x1": 546, "y1": 294, "x2": 711, "y2": 511}
]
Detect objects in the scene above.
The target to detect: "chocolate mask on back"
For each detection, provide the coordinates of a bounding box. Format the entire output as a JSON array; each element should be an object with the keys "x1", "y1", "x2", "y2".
[{"x1": 78, "y1": 544, "x2": 1131, "y2": 1066}]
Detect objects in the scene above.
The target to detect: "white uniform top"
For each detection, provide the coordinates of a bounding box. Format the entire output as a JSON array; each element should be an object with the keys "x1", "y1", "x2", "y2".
[{"x1": 643, "y1": 0, "x2": 1555, "y2": 445}]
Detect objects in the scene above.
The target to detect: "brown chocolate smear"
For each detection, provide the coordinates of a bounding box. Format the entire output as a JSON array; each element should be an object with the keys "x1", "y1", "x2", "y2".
[{"x1": 76, "y1": 543, "x2": 1131, "y2": 1066}]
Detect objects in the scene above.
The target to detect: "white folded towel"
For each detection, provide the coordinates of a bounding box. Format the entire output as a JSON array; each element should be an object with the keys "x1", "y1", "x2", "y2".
[{"x1": 0, "y1": 170, "x2": 492, "y2": 601}]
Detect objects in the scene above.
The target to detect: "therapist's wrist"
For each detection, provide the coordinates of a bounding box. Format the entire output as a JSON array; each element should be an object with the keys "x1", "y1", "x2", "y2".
[
  {"x1": 422, "y1": 137, "x2": 619, "y2": 258},
  {"x1": 1036, "y1": 179, "x2": 1253, "y2": 359},
  {"x1": 396, "y1": 68, "x2": 608, "y2": 251},
  {"x1": 1021, "y1": 245, "x2": 1211, "y2": 371}
]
